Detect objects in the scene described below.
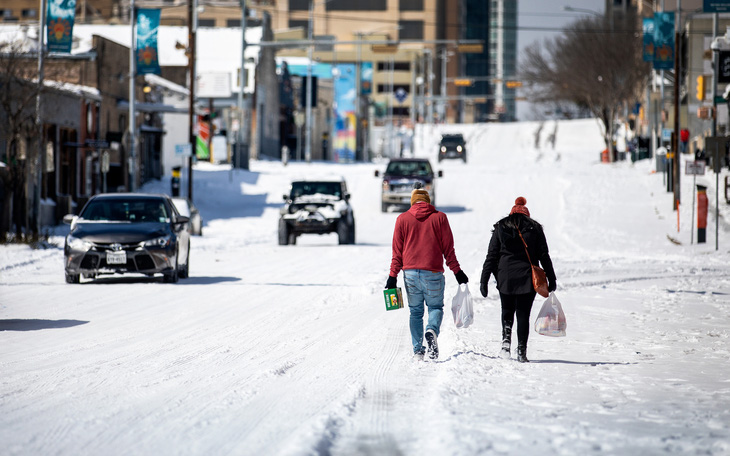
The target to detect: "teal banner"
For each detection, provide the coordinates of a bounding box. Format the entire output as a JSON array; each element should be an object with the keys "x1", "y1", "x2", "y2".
[
  {"x1": 47, "y1": 0, "x2": 77, "y2": 53},
  {"x1": 653, "y1": 12, "x2": 674, "y2": 70},
  {"x1": 136, "y1": 9, "x2": 161, "y2": 75},
  {"x1": 361, "y1": 62, "x2": 372, "y2": 96},
  {"x1": 642, "y1": 18, "x2": 654, "y2": 63}
]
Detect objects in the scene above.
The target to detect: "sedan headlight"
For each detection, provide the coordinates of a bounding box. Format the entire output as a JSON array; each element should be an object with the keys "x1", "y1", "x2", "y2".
[
  {"x1": 382, "y1": 181, "x2": 390, "y2": 191},
  {"x1": 424, "y1": 183, "x2": 433, "y2": 191},
  {"x1": 144, "y1": 235, "x2": 172, "y2": 248},
  {"x1": 66, "y1": 235, "x2": 93, "y2": 251}
]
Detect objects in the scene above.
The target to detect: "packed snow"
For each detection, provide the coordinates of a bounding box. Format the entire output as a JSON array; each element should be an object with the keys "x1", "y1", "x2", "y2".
[{"x1": 2, "y1": 119, "x2": 730, "y2": 455}]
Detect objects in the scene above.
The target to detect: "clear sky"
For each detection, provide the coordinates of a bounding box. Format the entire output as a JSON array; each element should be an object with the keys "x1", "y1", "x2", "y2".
[{"x1": 516, "y1": 0, "x2": 605, "y2": 120}]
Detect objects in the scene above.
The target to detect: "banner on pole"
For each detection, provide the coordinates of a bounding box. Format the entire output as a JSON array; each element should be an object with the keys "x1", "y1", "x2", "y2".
[
  {"x1": 653, "y1": 12, "x2": 674, "y2": 70},
  {"x1": 136, "y1": 9, "x2": 161, "y2": 75},
  {"x1": 47, "y1": 0, "x2": 77, "y2": 53},
  {"x1": 642, "y1": 18, "x2": 655, "y2": 62}
]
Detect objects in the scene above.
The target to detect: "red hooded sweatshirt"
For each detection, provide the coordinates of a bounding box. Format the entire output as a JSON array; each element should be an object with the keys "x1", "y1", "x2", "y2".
[{"x1": 389, "y1": 202, "x2": 461, "y2": 277}]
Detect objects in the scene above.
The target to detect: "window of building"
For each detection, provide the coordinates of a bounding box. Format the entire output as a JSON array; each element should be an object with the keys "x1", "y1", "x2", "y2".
[
  {"x1": 21, "y1": 9, "x2": 37, "y2": 18},
  {"x1": 377, "y1": 84, "x2": 410, "y2": 94},
  {"x1": 227, "y1": 19, "x2": 241, "y2": 27},
  {"x1": 197, "y1": 19, "x2": 216, "y2": 27},
  {"x1": 377, "y1": 62, "x2": 410, "y2": 72},
  {"x1": 290, "y1": 0, "x2": 308, "y2": 10},
  {"x1": 398, "y1": 20, "x2": 423, "y2": 40},
  {"x1": 326, "y1": 0, "x2": 386, "y2": 11},
  {"x1": 288, "y1": 19, "x2": 308, "y2": 35},
  {"x1": 399, "y1": 0, "x2": 423, "y2": 11}
]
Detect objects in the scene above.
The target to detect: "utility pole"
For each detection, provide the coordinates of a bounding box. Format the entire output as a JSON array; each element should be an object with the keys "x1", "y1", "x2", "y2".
[
  {"x1": 187, "y1": 0, "x2": 197, "y2": 200},
  {"x1": 35, "y1": 0, "x2": 46, "y2": 234},
  {"x1": 305, "y1": 0, "x2": 314, "y2": 163},
  {"x1": 672, "y1": 0, "x2": 681, "y2": 210},
  {"x1": 236, "y1": 0, "x2": 247, "y2": 169},
  {"x1": 129, "y1": 0, "x2": 136, "y2": 191}
]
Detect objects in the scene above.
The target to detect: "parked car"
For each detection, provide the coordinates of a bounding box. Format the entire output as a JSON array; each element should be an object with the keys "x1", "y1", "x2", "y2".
[
  {"x1": 278, "y1": 177, "x2": 355, "y2": 245},
  {"x1": 438, "y1": 133, "x2": 467, "y2": 162},
  {"x1": 375, "y1": 158, "x2": 442, "y2": 212},
  {"x1": 63, "y1": 193, "x2": 191, "y2": 284},
  {"x1": 172, "y1": 197, "x2": 203, "y2": 236}
]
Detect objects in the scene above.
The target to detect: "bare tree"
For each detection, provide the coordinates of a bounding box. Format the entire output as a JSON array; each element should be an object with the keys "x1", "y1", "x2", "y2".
[
  {"x1": 520, "y1": 12, "x2": 650, "y2": 154},
  {"x1": 0, "y1": 40, "x2": 41, "y2": 240}
]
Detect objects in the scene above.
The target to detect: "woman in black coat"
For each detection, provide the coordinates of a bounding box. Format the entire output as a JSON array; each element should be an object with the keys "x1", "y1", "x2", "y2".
[{"x1": 480, "y1": 197, "x2": 556, "y2": 362}]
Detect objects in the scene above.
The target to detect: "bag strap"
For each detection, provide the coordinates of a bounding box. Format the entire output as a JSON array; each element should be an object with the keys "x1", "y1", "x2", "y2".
[{"x1": 516, "y1": 229, "x2": 534, "y2": 266}]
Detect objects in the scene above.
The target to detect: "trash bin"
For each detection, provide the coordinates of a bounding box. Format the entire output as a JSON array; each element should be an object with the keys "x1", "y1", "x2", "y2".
[
  {"x1": 655, "y1": 147, "x2": 667, "y2": 173},
  {"x1": 171, "y1": 166, "x2": 181, "y2": 197}
]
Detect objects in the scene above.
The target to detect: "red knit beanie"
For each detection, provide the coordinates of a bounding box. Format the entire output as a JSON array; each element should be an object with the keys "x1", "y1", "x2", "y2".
[{"x1": 510, "y1": 197, "x2": 530, "y2": 217}]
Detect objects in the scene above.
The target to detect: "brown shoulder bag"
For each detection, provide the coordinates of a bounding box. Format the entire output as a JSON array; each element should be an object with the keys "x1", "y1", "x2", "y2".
[{"x1": 517, "y1": 229, "x2": 549, "y2": 298}]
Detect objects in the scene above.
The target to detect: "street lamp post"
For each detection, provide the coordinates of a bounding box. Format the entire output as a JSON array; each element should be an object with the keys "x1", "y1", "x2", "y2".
[{"x1": 305, "y1": 0, "x2": 315, "y2": 163}]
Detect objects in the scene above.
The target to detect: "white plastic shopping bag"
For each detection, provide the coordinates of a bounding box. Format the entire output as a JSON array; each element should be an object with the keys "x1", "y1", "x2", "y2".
[
  {"x1": 534, "y1": 292, "x2": 567, "y2": 337},
  {"x1": 451, "y1": 283, "x2": 474, "y2": 328}
]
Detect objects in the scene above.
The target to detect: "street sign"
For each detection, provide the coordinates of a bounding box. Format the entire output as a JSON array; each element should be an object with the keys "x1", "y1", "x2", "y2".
[
  {"x1": 685, "y1": 161, "x2": 706, "y2": 175},
  {"x1": 705, "y1": 136, "x2": 728, "y2": 173},
  {"x1": 101, "y1": 151, "x2": 110, "y2": 174},
  {"x1": 175, "y1": 144, "x2": 192, "y2": 156},
  {"x1": 394, "y1": 88, "x2": 408, "y2": 103}
]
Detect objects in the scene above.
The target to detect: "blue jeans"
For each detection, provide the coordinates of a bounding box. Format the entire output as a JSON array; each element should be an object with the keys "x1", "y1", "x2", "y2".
[{"x1": 403, "y1": 269, "x2": 445, "y2": 354}]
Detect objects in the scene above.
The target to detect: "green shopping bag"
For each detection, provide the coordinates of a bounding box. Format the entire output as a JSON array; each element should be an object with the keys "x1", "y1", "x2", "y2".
[{"x1": 383, "y1": 288, "x2": 404, "y2": 311}]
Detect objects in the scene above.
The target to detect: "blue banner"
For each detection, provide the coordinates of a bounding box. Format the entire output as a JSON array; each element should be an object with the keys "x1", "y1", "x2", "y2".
[
  {"x1": 642, "y1": 18, "x2": 654, "y2": 63},
  {"x1": 333, "y1": 64, "x2": 356, "y2": 163},
  {"x1": 361, "y1": 62, "x2": 372, "y2": 96},
  {"x1": 653, "y1": 12, "x2": 674, "y2": 70},
  {"x1": 136, "y1": 9, "x2": 161, "y2": 75},
  {"x1": 47, "y1": 0, "x2": 76, "y2": 53}
]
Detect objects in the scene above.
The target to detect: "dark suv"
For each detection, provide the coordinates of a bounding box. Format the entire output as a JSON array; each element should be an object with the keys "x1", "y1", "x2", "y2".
[
  {"x1": 375, "y1": 158, "x2": 442, "y2": 212},
  {"x1": 278, "y1": 177, "x2": 355, "y2": 245},
  {"x1": 438, "y1": 134, "x2": 467, "y2": 162}
]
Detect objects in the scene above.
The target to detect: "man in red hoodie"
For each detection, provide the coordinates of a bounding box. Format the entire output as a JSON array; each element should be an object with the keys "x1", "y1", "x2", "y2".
[{"x1": 386, "y1": 183, "x2": 468, "y2": 360}]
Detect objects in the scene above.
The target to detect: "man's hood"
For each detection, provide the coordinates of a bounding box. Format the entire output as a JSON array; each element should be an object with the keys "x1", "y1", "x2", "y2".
[{"x1": 408, "y1": 202, "x2": 437, "y2": 221}]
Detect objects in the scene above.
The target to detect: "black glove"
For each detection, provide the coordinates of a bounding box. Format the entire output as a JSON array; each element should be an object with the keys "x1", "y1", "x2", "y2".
[
  {"x1": 548, "y1": 279, "x2": 557, "y2": 293},
  {"x1": 455, "y1": 270, "x2": 468, "y2": 284},
  {"x1": 385, "y1": 276, "x2": 397, "y2": 289},
  {"x1": 480, "y1": 282, "x2": 488, "y2": 298}
]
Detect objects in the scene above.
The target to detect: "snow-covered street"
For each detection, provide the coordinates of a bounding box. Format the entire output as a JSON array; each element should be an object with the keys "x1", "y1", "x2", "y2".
[{"x1": 2, "y1": 119, "x2": 729, "y2": 455}]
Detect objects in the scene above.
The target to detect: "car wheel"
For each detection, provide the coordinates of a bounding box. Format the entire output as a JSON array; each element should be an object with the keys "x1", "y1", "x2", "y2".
[
  {"x1": 65, "y1": 273, "x2": 80, "y2": 284},
  {"x1": 381, "y1": 202, "x2": 388, "y2": 212},
  {"x1": 278, "y1": 219, "x2": 290, "y2": 245},
  {"x1": 288, "y1": 232, "x2": 297, "y2": 245},
  {"x1": 338, "y1": 219, "x2": 351, "y2": 245},
  {"x1": 164, "y1": 257, "x2": 179, "y2": 283},
  {"x1": 179, "y1": 246, "x2": 190, "y2": 279},
  {"x1": 348, "y1": 218, "x2": 356, "y2": 244}
]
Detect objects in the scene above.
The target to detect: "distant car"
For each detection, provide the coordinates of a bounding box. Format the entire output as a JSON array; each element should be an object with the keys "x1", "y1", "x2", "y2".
[
  {"x1": 278, "y1": 177, "x2": 356, "y2": 245},
  {"x1": 172, "y1": 197, "x2": 203, "y2": 236},
  {"x1": 63, "y1": 193, "x2": 191, "y2": 284},
  {"x1": 375, "y1": 158, "x2": 442, "y2": 212},
  {"x1": 438, "y1": 133, "x2": 467, "y2": 162}
]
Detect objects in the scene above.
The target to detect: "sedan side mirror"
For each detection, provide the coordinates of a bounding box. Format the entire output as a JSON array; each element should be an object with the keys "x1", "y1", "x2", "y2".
[
  {"x1": 283, "y1": 194, "x2": 289, "y2": 201},
  {"x1": 63, "y1": 214, "x2": 76, "y2": 225},
  {"x1": 175, "y1": 215, "x2": 190, "y2": 227},
  {"x1": 438, "y1": 170, "x2": 443, "y2": 178},
  {"x1": 374, "y1": 170, "x2": 380, "y2": 177}
]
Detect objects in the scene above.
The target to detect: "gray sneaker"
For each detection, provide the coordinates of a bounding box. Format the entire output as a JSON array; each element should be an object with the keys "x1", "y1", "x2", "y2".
[{"x1": 425, "y1": 329, "x2": 439, "y2": 359}]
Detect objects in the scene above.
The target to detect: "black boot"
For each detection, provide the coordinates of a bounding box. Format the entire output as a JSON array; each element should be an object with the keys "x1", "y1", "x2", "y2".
[
  {"x1": 500, "y1": 325, "x2": 511, "y2": 358},
  {"x1": 517, "y1": 344, "x2": 529, "y2": 363}
]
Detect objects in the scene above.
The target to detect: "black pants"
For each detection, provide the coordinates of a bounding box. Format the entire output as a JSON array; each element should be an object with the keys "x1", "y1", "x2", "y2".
[{"x1": 499, "y1": 291, "x2": 536, "y2": 347}]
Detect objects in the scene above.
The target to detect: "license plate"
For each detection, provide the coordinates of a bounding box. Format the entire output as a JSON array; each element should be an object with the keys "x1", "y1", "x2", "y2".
[{"x1": 106, "y1": 251, "x2": 127, "y2": 265}]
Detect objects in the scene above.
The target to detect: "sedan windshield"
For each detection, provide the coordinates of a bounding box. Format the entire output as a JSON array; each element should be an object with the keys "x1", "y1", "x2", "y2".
[
  {"x1": 80, "y1": 199, "x2": 170, "y2": 223},
  {"x1": 385, "y1": 161, "x2": 433, "y2": 177}
]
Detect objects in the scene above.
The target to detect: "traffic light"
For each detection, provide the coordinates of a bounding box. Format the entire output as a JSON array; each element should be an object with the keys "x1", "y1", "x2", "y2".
[{"x1": 696, "y1": 75, "x2": 705, "y2": 101}]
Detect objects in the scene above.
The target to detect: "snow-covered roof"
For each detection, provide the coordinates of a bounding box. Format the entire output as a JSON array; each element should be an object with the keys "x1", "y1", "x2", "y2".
[{"x1": 144, "y1": 73, "x2": 188, "y2": 96}]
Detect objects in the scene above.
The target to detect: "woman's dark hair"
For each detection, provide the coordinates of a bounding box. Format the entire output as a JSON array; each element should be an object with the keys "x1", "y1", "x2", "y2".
[{"x1": 507, "y1": 212, "x2": 541, "y2": 230}]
